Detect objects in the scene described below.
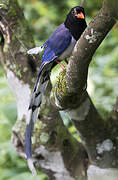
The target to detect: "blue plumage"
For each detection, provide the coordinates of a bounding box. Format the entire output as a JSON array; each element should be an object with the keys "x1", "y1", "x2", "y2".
[
  {"x1": 42, "y1": 24, "x2": 72, "y2": 63},
  {"x1": 26, "y1": 6, "x2": 87, "y2": 175}
]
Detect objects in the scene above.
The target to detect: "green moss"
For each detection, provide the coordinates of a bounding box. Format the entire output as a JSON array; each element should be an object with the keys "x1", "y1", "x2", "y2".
[
  {"x1": 40, "y1": 132, "x2": 50, "y2": 144},
  {"x1": 51, "y1": 69, "x2": 76, "y2": 109},
  {"x1": 15, "y1": 70, "x2": 22, "y2": 78},
  {"x1": 3, "y1": 43, "x2": 9, "y2": 53},
  {"x1": 0, "y1": 0, "x2": 9, "y2": 9},
  {"x1": 35, "y1": 120, "x2": 46, "y2": 131},
  {"x1": 56, "y1": 70, "x2": 67, "y2": 94},
  {"x1": 32, "y1": 120, "x2": 46, "y2": 143},
  {"x1": 56, "y1": 125, "x2": 67, "y2": 140},
  {"x1": 55, "y1": 70, "x2": 73, "y2": 97},
  {"x1": 7, "y1": 7, "x2": 17, "y2": 17},
  {"x1": 23, "y1": 67, "x2": 28, "y2": 73},
  {"x1": 56, "y1": 125, "x2": 79, "y2": 154}
]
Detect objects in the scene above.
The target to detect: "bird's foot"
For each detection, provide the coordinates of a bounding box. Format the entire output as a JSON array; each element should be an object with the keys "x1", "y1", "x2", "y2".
[{"x1": 57, "y1": 61, "x2": 66, "y2": 70}]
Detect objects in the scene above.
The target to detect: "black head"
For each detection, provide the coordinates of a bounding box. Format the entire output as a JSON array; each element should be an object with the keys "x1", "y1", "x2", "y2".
[
  {"x1": 68, "y1": 6, "x2": 86, "y2": 21},
  {"x1": 64, "y1": 6, "x2": 87, "y2": 40}
]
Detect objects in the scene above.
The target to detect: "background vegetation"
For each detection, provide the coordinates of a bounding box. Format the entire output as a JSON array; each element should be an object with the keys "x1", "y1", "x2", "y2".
[{"x1": 0, "y1": 0, "x2": 118, "y2": 179}]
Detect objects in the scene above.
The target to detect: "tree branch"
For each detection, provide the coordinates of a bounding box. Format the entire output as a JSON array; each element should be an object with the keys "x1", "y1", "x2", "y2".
[
  {"x1": 66, "y1": 6, "x2": 116, "y2": 94},
  {"x1": 81, "y1": 0, "x2": 86, "y2": 7},
  {"x1": 52, "y1": 0, "x2": 118, "y2": 169}
]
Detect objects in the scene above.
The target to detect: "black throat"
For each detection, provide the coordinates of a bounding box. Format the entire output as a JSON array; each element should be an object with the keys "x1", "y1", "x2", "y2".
[{"x1": 64, "y1": 15, "x2": 87, "y2": 41}]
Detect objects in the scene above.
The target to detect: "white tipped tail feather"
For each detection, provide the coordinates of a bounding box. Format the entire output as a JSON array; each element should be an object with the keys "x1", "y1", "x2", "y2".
[
  {"x1": 25, "y1": 58, "x2": 50, "y2": 175},
  {"x1": 27, "y1": 158, "x2": 37, "y2": 176}
]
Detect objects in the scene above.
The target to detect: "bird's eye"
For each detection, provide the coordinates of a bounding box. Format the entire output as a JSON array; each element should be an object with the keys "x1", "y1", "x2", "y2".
[{"x1": 72, "y1": 11, "x2": 75, "y2": 14}]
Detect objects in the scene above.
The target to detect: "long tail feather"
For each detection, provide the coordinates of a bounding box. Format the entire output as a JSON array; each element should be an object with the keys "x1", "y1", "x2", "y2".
[{"x1": 25, "y1": 65, "x2": 50, "y2": 175}]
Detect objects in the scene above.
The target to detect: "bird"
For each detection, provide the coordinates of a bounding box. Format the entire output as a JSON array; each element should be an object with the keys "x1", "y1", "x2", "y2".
[{"x1": 26, "y1": 6, "x2": 87, "y2": 175}]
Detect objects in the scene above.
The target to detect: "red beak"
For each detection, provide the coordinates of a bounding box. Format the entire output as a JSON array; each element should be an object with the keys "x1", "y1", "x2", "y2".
[{"x1": 75, "y1": 12, "x2": 85, "y2": 19}]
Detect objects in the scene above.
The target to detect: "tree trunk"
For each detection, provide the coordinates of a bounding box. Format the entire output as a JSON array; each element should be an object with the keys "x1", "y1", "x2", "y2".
[{"x1": 0, "y1": 0, "x2": 118, "y2": 180}]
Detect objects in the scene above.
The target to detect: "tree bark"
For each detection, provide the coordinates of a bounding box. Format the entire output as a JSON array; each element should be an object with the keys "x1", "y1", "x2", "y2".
[
  {"x1": 0, "y1": 0, "x2": 118, "y2": 180},
  {"x1": 52, "y1": 0, "x2": 118, "y2": 178},
  {"x1": 0, "y1": 0, "x2": 88, "y2": 180}
]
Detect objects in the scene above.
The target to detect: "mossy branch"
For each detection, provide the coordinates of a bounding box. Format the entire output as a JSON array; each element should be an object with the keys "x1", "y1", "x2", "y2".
[{"x1": 52, "y1": 0, "x2": 118, "y2": 169}]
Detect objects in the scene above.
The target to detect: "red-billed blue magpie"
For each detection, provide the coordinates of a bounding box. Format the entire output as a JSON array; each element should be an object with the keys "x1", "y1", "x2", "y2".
[{"x1": 26, "y1": 6, "x2": 87, "y2": 175}]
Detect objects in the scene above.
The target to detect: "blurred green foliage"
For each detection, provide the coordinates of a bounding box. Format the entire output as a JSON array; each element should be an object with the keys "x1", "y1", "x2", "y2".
[{"x1": 0, "y1": 0, "x2": 118, "y2": 179}]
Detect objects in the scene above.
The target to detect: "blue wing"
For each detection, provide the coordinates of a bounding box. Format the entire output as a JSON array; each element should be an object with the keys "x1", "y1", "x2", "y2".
[{"x1": 41, "y1": 23, "x2": 72, "y2": 64}]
